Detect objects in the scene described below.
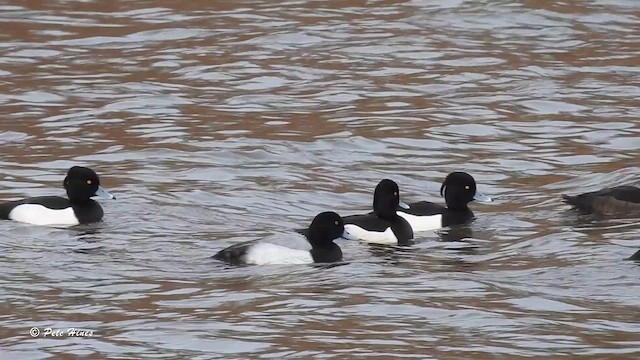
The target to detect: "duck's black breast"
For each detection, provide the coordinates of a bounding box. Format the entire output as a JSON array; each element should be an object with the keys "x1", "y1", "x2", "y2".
[
  {"x1": 311, "y1": 243, "x2": 342, "y2": 263},
  {"x1": 389, "y1": 216, "x2": 413, "y2": 244},
  {"x1": 441, "y1": 209, "x2": 475, "y2": 227},
  {"x1": 563, "y1": 186, "x2": 640, "y2": 215},
  {"x1": 70, "y1": 200, "x2": 104, "y2": 224}
]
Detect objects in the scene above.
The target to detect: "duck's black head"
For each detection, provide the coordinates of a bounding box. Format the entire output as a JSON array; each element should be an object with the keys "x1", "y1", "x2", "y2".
[
  {"x1": 64, "y1": 166, "x2": 115, "y2": 202},
  {"x1": 307, "y1": 211, "x2": 348, "y2": 248},
  {"x1": 373, "y1": 179, "x2": 405, "y2": 219},
  {"x1": 440, "y1": 172, "x2": 491, "y2": 211}
]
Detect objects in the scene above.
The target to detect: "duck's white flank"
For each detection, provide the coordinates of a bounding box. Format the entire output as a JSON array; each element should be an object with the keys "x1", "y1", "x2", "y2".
[
  {"x1": 343, "y1": 224, "x2": 399, "y2": 244},
  {"x1": 244, "y1": 242, "x2": 314, "y2": 265},
  {"x1": 397, "y1": 212, "x2": 442, "y2": 232},
  {"x1": 9, "y1": 204, "x2": 79, "y2": 227}
]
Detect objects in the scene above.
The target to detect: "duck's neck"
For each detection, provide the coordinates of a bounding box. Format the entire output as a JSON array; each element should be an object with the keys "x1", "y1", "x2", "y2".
[
  {"x1": 69, "y1": 197, "x2": 96, "y2": 206},
  {"x1": 445, "y1": 200, "x2": 470, "y2": 212},
  {"x1": 374, "y1": 201, "x2": 398, "y2": 220}
]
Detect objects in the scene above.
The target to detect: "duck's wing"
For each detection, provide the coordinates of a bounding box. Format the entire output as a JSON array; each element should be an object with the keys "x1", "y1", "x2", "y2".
[
  {"x1": 0, "y1": 196, "x2": 72, "y2": 219},
  {"x1": 608, "y1": 186, "x2": 640, "y2": 203},
  {"x1": 212, "y1": 239, "x2": 258, "y2": 265}
]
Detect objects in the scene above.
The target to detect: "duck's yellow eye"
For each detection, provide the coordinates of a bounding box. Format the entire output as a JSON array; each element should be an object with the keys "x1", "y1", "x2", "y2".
[
  {"x1": 334, "y1": 220, "x2": 339, "y2": 225},
  {"x1": 464, "y1": 185, "x2": 470, "y2": 190},
  {"x1": 86, "y1": 180, "x2": 92, "y2": 185}
]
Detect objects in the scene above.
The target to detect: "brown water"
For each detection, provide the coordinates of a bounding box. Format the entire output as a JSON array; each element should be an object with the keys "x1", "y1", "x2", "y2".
[{"x1": 1, "y1": 0, "x2": 639, "y2": 358}]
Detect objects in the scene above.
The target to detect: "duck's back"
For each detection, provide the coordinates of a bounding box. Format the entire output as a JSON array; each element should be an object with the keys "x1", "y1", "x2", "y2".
[
  {"x1": 563, "y1": 186, "x2": 640, "y2": 215},
  {"x1": 1, "y1": 196, "x2": 70, "y2": 213},
  {"x1": 401, "y1": 201, "x2": 447, "y2": 216}
]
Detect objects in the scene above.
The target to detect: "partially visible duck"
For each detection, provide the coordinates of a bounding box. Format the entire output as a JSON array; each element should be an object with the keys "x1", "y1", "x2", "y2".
[
  {"x1": 563, "y1": 186, "x2": 640, "y2": 215},
  {"x1": 398, "y1": 172, "x2": 492, "y2": 232}
]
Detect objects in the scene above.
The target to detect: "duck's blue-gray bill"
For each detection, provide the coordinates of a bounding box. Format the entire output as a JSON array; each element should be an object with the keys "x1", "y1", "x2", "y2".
[{"x1": 95, "y1": 186, "x2": 116, "y2": 200}]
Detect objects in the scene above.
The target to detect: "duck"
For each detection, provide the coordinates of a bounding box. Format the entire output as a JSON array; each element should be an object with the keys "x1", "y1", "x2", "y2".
[
  {"x1": 562, "y1": 186, "x2": 640, "y2": 215},
  {"x1": 398, "y1": 172, "x2": 492, "y2": 232},
  {"x1": 0, "y1": 166, "x2": 115, "y2": 227},
  {"x1": 213, "y1": 211, "x2": 356, "y2": 265},
  {"x1": 342, "y1": 179, "x2": 414, "y2": 244}
]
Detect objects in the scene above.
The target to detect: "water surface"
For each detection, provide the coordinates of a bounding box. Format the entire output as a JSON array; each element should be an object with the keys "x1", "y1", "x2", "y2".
[{"x1": 1, "y1": 0, "x2": 639, "y2": 358}]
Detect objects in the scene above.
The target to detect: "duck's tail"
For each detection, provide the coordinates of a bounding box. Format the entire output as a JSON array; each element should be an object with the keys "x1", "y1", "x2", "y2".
[
  {"x1": 562, "y1": 193, "x2": 594, "y2": 213},
  {"x1": 0, "y1": 202, "x2": 13, "y2": 219},
  {"x1": 561, "y1": 194, "x2": 578, "y2": 206}
]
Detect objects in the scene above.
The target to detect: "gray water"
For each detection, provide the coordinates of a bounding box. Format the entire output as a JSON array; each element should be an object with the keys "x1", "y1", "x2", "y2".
[{"x1": 1, "y1": 0, "x2": 639, "y2": 358}]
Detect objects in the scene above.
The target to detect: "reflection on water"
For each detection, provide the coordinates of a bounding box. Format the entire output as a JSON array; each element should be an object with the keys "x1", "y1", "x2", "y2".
[{"x1": 1, "y1": 0, "x2": 640, "y2": 358}]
